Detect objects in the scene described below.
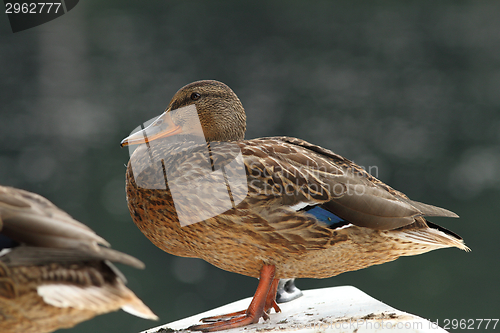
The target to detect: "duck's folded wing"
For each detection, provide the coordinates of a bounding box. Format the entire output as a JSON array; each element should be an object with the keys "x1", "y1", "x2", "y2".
[
  {"x1": 320, "y1": 185, "x2": 457, "y2": 230},
  {"x1": 0, "y1": 186, "x2": 109, "y2": 250},
  {"x1": 0, "y1": 246, "x2": 155, "y2": 320},
  {"x1": 243, "y1": 137, "x2": 458, "y2": 231},
  {"x1": 0, "y1": 246, "x2": 144, "y2": 269}
]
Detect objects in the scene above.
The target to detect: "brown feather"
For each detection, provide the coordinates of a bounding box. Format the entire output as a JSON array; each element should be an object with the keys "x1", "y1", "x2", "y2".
[
  {"x1": 124, "y1": 80, "x2": 468, "y2": 282},
  {"x1": 0, "y1": 186, "x2": 157, "y2": 333}
]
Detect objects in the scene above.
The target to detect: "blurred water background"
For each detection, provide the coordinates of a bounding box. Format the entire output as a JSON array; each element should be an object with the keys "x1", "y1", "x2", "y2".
[{"x1": 1, "y1": 1, "x2": 499, "y2": 332}]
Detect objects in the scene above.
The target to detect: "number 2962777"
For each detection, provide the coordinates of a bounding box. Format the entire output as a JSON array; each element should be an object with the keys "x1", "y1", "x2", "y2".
[{"x1": 5, "y1": 3, "x2": 62, "y2": 14}]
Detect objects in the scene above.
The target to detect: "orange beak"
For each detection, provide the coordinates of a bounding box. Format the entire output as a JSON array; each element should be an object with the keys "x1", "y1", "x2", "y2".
[{"x1": 120, "y1": 110, "x2": 182, "y2": 147}]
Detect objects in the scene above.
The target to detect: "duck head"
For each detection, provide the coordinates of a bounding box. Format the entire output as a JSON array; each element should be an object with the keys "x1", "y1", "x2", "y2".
[{"x1": 121, "y1": 80, "x2": 246, "y2": 147}]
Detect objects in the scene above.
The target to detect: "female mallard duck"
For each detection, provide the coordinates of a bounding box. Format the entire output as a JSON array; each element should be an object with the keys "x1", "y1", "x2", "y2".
[
  {"x1": 0, "y1": 185, "x2": 158, "y2": 333},
  {"x1": 121, "y1": 80, "x2": 468, "y2": 331}
]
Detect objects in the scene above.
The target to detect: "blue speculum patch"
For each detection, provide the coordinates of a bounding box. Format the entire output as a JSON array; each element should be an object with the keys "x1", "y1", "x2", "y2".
[{"x1": 303, "y1": 205, "x2": 350, "y2": 229}]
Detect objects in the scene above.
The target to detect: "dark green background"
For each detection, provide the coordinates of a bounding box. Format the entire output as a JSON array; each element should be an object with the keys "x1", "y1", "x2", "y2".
[{"x1": 1, "y1": 1, "x2": 498, "y2": 332}]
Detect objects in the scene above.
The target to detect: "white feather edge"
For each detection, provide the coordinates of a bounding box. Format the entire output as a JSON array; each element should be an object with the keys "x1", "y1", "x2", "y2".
[
  {"x1": 37, "y1": 284, "x2": 158, "y2": 320},
  {"x1": 0, "y1": 248, "x2": 12, "y2": 257},
  {"x1": 393, "y1": 227, "x2": 470, "y2": 252},
  {"x1": 289, "y1": 202, "x2": 310, "y2": 211},
  {"x1": 334, "y1": 223, "x2": 354, "y2": 230}
]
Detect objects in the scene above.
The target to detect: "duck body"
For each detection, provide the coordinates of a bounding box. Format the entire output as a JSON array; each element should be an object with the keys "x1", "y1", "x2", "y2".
[
  {"x1": 0, "y1": 185, "x2": 157, "y2": 333},
  {"x1": 126, "y1": 135, "x2": 467, "y2": 280},
  {"x1": 122, "y1": 80, "x2": 468, "y2": 331}
]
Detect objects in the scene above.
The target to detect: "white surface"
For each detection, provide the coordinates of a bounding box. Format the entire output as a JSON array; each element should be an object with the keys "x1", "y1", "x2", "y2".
[{"x1": 142, "y1": 286, "x2": 448, "y2": 333}]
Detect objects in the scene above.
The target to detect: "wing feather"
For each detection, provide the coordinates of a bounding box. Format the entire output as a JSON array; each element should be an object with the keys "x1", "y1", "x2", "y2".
[
  {"x1": 240, "y1": 137, "x2": 458, "y2": 231},
  {"x1": 0, "y1": 186, "x2": 108, "y2": 249}
]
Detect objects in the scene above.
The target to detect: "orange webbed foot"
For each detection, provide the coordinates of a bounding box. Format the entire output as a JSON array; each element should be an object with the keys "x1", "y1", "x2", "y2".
[{"x1": 188, "y1": 265, "x2": 279, "y2": 332}]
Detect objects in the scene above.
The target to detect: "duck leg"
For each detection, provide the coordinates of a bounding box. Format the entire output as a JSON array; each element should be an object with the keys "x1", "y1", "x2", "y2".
[
  {"x1": 264, "y1": 276, "x2": 281, "y2": 316},
  {"x1": 276, "y1": 278, "x2": 303, "y2": 303},
  {"x1": 188, "y1": 265, "x2": 280, "y2": 332}
]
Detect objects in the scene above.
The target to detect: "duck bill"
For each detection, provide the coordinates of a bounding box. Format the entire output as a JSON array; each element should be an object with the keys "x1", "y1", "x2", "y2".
[{"x1": 121, "y1": 110, "x2": 182, "y2": 147}]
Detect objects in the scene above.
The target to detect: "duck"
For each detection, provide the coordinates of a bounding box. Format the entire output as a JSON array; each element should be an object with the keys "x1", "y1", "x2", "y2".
[
  {"x1": 121, "y1": 80, "x2": 469, "y2": 332},
  {"x1": 0, "y1": 185, "x2": 158, "y2": 333}
]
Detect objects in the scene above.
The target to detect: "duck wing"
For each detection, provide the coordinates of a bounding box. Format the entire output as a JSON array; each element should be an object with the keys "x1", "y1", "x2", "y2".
[
  {"x1": 0, "y1": 246, "x2": 144, "y2": 269},
  {"x1": 241, "y1": 137, "x2": 458, "y2": 231},
  {"x1": 0, "y1": 186, "x2": 108, "y2": 250},
  {"x1": 0, "y1": 185, "x2": 143, "y2": 269}
]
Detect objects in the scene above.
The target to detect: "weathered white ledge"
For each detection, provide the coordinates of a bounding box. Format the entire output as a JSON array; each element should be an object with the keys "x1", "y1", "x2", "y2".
[{"x1": 141, "y1": 286, "x2": 448, "y2": 333}]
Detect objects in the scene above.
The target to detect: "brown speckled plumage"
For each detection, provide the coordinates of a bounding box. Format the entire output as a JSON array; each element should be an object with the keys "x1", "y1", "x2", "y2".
[
  {"x1": 0, "y1": 186, "x2": 157, "y2": 333},
  {"x1": 122, "y1": 80, "x2": 469, "y2": 331}
]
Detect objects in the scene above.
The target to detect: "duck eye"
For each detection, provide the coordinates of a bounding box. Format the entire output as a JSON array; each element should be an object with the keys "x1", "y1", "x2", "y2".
[{"x1": 190, "y1": 92, "x2": 201, "y2": 101}]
